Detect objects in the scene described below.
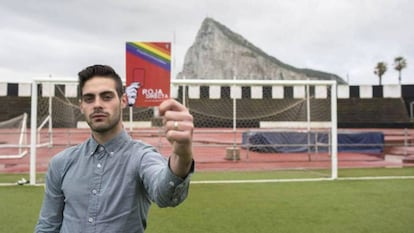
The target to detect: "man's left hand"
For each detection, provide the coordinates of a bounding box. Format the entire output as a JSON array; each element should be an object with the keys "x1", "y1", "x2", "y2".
[{"x1": 159, "y1": 99, "x2": 193, "y2": 177}]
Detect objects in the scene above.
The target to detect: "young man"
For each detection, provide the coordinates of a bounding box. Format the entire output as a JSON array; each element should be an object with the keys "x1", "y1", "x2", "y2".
[{"x1": 35, "y1": 64, "x2": 194, "y2": 233}]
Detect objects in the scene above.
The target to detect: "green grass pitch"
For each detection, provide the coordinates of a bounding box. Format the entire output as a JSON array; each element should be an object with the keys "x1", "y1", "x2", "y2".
[{"x1": 1, "y1": 168, "x2": 413, "y2": 233}]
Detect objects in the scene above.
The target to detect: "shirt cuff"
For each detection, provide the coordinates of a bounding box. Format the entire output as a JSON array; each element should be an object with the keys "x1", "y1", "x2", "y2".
[
  {"x1": 167, "y1": 157, "x2": 195, "y2": 181},
  {"x1": 164, "y1": 159, "x2": 195, "y2": 206}
]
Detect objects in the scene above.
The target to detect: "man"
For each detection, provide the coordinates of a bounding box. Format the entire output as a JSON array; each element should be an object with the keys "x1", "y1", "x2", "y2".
[{"x1": 35, "y1": 64, "x2": 194, "y2": 233}]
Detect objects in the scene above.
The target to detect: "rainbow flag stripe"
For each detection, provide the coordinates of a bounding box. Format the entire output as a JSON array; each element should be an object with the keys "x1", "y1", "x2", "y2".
[{"x1": 126, "y1": 42, "x2": 171, "y2": 71}]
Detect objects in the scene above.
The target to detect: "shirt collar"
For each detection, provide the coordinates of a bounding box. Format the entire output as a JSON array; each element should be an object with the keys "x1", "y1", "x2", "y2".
[{"x1": 86, "y1": 129, "x2": 131, "y2": 157}]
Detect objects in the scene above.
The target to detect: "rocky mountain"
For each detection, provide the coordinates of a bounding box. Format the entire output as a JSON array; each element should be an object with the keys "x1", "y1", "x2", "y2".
[{"x1": 177, "y1": 18, "x2": 346, "y2": 84}]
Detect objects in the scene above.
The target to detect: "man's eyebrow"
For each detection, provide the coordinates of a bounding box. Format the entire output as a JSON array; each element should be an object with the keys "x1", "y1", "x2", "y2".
[
  {"x1": 81, "y1": 93, "x2": 95, "y2": 98},
  {"x1": 99, "y1": 91, "x2": 116, "y2": 95},
  {"x1": 82, "y1": 91, "x2": 115, "y2": 97}
]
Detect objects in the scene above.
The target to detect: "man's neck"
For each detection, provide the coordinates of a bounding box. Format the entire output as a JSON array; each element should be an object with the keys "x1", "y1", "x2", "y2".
[{"x1": 92, "y1": 125, "x2": 123, "y2": 145}]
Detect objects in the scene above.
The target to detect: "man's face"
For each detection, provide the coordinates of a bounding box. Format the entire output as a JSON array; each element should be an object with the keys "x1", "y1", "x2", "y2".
[{"x1": 80, "y1": 76, "x2": 126, "y2": 134}]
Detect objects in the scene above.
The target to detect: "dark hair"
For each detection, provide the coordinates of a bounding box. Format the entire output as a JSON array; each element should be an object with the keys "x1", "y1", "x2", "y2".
[{"x1": 78, "y1": 64, "x2": 123, "y2": 97}]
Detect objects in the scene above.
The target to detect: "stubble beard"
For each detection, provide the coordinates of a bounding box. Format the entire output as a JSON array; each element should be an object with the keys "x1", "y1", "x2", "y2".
[{"x1": 87, "y1": 109, "x2": 122, "y2": 134}]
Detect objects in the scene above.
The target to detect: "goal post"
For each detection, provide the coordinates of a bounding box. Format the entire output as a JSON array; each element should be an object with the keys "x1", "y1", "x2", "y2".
[
  {"x1": 30, "y1": 77, "x2": 79, "y2": 184},
  {"x1": 171, "y1": 79, "x2": 338, "y2": 180},
  {"x1": 29, "y1": 77, "x2": 338, "y2": 184}
]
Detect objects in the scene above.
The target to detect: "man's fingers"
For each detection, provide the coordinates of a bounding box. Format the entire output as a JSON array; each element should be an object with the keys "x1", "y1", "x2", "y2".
[
  {"x1": 164, "y1": 119, "x2": 193, "y2": 144},
  {"x1": 158, "y1": 99, "x2": 194, "y2": 149},
  {"x1": 165, "y1": 125, "x2": 193, "y2": 144},
  {"x1": 159, "y1": 99, "x2": 187, "y2": 116},
  {"x1": 162, "y1": 111, "x2": 193, "y2": 125},
  {"x1": 165, "y1": 120, "x2": 193, "y2": 132}
]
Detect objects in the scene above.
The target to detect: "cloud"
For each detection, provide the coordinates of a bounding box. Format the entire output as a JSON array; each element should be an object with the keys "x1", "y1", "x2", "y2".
[{"x1": 0, "y1": 0, "x2": 413, "y2": 84}]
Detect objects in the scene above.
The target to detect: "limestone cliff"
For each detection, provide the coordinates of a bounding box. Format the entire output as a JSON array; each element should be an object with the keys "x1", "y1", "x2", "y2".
[{"x1": 177, "y1": 18, "x2": 346, "y2": 84}]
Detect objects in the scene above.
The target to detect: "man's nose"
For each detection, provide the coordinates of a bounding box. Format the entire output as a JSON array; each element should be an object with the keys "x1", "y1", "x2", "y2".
[{"x1": 93, "y1": 97, "x2": 104, "y2": 108}]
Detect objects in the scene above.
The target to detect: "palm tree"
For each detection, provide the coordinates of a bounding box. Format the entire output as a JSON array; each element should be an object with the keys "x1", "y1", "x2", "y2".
[
  {"x1": 374, "y1": 62, "x2": 387, "y2": 85},
  {"x1": 394, "y1": 56, "x2": 407, "y2": 84}
]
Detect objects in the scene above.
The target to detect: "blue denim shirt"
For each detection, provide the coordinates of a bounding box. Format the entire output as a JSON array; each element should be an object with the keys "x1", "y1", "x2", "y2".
[{"x1": 35, "y1": 129, "x2": 194, "y2": 233}]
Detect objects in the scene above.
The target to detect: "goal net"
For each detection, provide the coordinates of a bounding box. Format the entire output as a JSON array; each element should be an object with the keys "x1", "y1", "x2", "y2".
[
  {"x1": 0, "y1": 113, "x2": 28, "y2": 159},
  {"x1": 172, "y1": 79, "x2": 338, "y2": 181}
]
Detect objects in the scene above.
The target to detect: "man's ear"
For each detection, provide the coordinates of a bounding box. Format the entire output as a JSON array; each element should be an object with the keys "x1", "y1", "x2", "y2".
[
  {"x1": 121, "y1": 93, "x2": 128, "y2": 109},
  {"x1": 79, "y1": 99, "x2": 84, "y2": 114}
]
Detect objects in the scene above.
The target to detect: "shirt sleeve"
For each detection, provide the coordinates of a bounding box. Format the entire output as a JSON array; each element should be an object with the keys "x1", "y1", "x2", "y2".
[
  {"x1": 34, "y1": 156, "x2": 65, "y2": 233},
  {"x1": 139, "y1": 146, "x2": 195, "y2": 208}
]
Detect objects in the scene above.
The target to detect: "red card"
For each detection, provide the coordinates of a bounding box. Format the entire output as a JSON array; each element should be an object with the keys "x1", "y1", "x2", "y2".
[{"x1": 126, "y1": 42, "x2": 171, "y2": 107}]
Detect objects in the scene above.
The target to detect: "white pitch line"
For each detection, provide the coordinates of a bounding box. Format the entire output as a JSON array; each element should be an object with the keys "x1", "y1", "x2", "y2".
[
  {"x1": 190, "y1": 176, "x2": 414, "y2": 184},
  {"x1": 1, "y1": 176, "x2": 414, "y2": 186},
  {"x1": 191, "y1": 177, "x2": 333, "y2": 184},
  {"x1": 337, "y1": 176, "x2": 414, "y2": 181},
  {"x1": 0, "y1": 183, "x2": 45, "y2": 187}
]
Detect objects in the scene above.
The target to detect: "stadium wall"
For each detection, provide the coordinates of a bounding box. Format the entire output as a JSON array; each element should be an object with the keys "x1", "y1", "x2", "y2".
[{"x1": 1, "y1": 82, "x2": 413, "y2": 128}]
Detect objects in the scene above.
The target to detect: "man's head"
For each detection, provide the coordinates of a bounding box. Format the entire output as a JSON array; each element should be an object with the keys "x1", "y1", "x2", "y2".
[
  {"x1": 78, "y1": 64, "x2": 123, "y2": 97},
  {"x1": 78, "y1": 65, "x2": 127, "y2": 139}
]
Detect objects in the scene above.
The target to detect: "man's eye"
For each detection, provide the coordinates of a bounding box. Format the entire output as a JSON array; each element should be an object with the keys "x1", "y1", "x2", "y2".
[
  {"x1": 102, "y1": 95, "x2": 113, "y2": 101},
  {"x1": 83, "y1": 96, "x2": 94, "y2": 103}
]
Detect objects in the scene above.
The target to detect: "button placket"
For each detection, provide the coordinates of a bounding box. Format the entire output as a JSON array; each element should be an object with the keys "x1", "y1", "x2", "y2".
[{"x1": 87, "y1": 147, "x2": 107, "y2": 226}]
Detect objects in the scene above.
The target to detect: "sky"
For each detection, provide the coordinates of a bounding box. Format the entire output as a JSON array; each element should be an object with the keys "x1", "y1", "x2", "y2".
[{"x1": 0, "y1": 0, "x2": 413, "y2": 85}]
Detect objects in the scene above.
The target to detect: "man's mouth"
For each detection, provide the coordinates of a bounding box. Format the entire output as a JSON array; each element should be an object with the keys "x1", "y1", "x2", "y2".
[{"x1": 91, "y1": 113, "x2": 108, "y2": 120}]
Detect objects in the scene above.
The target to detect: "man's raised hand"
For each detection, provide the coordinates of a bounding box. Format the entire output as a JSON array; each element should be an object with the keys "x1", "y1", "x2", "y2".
[{"x1": 159, "y1": 99, "x2": 194, "y2": 177}]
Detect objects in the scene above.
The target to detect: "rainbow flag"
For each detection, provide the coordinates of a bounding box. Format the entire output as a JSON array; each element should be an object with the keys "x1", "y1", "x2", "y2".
[{"x1": 126, "y1": 42, "x2": 171, "y2": 71}]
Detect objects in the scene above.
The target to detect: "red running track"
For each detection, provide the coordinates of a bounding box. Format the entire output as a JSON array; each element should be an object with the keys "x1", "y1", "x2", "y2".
[{"x1": 0, "y1": 128, "x2": 413, "y2": 173}]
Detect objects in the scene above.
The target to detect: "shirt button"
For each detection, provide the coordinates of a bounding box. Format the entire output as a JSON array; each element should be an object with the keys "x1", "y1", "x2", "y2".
[
  {"x1": 88, "y1": 217, "x2": 94, "y2": 223},
  {"x1": 110, "y1": 152, "x2": 114, "y2": 156},
  {"x1": 92, "y1": 189, "x2": 97, "y2": 195},
  {"x1": 97, "y1": 163, "x2": 102, "y2": 168},
  {"x1": 169, "y1": 181, "x2": 175, "y2": 187},
  {"x1": 99, "y1": 147, "x2": 104, "y2": 151}
]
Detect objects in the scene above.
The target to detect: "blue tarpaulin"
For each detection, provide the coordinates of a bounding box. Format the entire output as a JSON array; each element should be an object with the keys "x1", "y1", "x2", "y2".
[{"x1": 242, "y1": 131, "x2": 384, "y2": 154}]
